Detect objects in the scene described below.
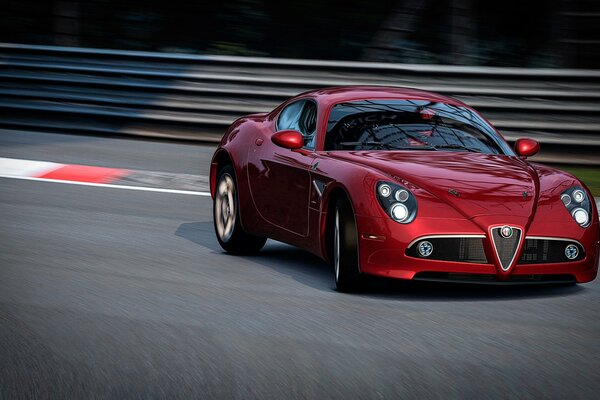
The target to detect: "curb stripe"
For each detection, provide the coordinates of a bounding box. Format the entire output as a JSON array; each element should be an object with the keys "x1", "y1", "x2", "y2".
[
  {"x1": 0, "y1": 156, "x2": 211, "y2": 196},
  {"x1": 0, "y1": 175, "x2": 211, "y2": 196},
  {"x1": 0, "y1": 157, "x2": 60, "y2": 177},
  {"x1": 37, "y1": 164, "x2": 129, "y2": 183}
]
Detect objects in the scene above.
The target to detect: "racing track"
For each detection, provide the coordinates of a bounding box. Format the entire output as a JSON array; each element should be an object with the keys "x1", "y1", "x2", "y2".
[{"x1": 1, "y1": 129, "x2": 599, "y2": 399}]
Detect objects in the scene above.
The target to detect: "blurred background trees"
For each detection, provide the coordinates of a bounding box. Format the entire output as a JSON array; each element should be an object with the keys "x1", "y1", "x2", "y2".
[{"x1": 1, "y1": 0, "x2": 598, "y2": 67}]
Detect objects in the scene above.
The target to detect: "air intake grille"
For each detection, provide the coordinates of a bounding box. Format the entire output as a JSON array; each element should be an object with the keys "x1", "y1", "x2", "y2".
[
  {"x1": 519, "y1": 238, "x2": 585, "y2": 264},
  {"x1": 406, "y1": 237, "x2": 487, "y2": 263},
  {"x1": 491, "y1": 227, "x2": 522, "y2": 271}
]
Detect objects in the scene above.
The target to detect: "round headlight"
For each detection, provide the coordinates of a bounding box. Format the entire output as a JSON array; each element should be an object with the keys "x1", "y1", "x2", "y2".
[
  {"x1": 572, "y1": 208, "x2": 589, "y2": 226},
  {"x1": 390, "y1": 203, "x2": 408, "y2": 222},
  {"x1": 378, "y1": 184, "x2": 392, "y2": 198},
  {"x1": 395, "y1": 189, "x2": 409, "y2": 202},
  {"x1": 561, "y1": 194, "x2": 571, "y2": 206},
  {"x1": 572, "y1": 189, "x2": 585, "y2": 203}
]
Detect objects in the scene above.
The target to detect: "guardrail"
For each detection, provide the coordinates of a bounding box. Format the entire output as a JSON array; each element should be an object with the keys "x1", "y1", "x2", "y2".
[{"x1": 1, "y1": 43, "x2": 599, "y2": 164}]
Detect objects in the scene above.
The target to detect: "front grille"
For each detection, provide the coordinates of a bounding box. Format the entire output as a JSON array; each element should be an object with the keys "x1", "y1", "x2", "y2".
[
  {"x1": 519, "y1": 238, "x2": 585, "y2": 264},
  {"x1": 491, "y1": 227, "x2": 522, "y2": 271},
  {"x1": 406, "y1": 237, "x2": 487, "y2": 263}
]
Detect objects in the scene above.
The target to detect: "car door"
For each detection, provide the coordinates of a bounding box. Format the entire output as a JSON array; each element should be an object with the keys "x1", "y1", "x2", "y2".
[{"x1": 247, "y1": 99, "x2": 317, "y2": 237}]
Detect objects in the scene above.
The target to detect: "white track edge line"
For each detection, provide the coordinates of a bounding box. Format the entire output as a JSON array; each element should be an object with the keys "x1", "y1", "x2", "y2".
[{"x1": 0, "y1": 175, "x2": 211, "y2": 196}]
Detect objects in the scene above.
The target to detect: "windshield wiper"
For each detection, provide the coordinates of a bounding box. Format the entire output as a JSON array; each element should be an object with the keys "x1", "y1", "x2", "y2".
[
  {"x1": 339, "y1": 141, "x2": 437, "y2": 151},
  {"x1": 431, "y1": 144, "x2": 482, "y2": 153}
]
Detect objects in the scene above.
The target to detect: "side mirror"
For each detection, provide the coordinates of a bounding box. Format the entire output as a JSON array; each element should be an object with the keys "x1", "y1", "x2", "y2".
[
  {"x1": 514, "y1": 138, "x2": 540, "y2": 158},
  {"x1": 271, "y1": 130, "x2": 303, "y2": 150}
]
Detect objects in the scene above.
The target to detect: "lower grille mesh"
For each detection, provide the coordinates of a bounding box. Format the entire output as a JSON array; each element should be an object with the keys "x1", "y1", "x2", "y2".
[
  {"x1": 519, "y1": 238, "x2": 585, "y2": 264},
  {"x1": 406, "y1": 237, "x2": 487, "y2": 263},
  {"x1": 407, "y1": 234, "x2": 584, "y2": 267}
]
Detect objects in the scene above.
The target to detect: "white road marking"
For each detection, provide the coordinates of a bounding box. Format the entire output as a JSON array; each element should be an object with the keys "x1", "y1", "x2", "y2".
[
  {"x1": 0, "y1": 175, "x2": 211, "y2": 196},
  {"x1": 0, "y1": 157, "x2": 61, "y2": 177}
]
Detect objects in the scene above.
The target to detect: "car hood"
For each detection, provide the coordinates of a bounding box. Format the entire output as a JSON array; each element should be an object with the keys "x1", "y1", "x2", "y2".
[{"x1": 328, "y1": 151, "x2": 539, "y2": 220}]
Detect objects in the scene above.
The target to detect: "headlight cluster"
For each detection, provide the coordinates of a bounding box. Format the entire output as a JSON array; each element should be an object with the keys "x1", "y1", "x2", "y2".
[
  {"x1": 561, "y1": 186, "x2": 592, "y2": 228},
  {"x1": 376, "y1": 181, "x2": 417, "y2": 223}
]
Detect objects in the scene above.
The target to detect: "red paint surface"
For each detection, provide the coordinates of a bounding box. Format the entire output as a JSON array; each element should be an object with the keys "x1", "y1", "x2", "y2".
[
  {"x1": 515, "y1": 138, "x2": 541, "y2": 157},
  {"x1": 271, "y1": 129, "x2": 304, "y2": 149},
  {"x1": 37, "y1": 165, "x2": 129, "y2": 183}
]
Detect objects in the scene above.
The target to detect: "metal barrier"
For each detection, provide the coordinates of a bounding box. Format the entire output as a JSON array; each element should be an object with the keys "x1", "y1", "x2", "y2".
[{"x1": 1, "y1": 43, "x2": 599, "y2": 164}]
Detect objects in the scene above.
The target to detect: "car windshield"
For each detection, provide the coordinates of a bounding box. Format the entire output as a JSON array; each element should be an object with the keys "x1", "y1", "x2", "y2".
[{"x1": 325, "y1": 100, "x2": 513, "y2": 155}]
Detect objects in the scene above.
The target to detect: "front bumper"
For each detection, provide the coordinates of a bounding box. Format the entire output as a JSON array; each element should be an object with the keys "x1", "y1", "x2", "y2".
[{"x1": 356, "y1": 215, "x2": 599, "y2": 284}]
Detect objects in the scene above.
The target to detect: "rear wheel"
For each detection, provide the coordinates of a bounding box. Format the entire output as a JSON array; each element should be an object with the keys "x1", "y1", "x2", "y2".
[
  {"x1": 333, "y1": 197, "x2": 363, "y2": 292},
  {"x1": 214, "y1": 166, "x2": 266, "y2": 255}
]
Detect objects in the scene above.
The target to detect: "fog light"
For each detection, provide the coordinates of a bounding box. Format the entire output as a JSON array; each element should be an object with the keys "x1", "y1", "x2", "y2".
[
  {"x1": 418, "y1": 241, "x2": 433, "y2": 257},
  {"x1": 565, "y1": 244, "x2": 579, "y2": 260},
  {"x1": 572, "y1": 208, "x2": 590, "y2": 227},
  {"x1": 572, "y1": 189, "x2": 585, "y2": 203}
]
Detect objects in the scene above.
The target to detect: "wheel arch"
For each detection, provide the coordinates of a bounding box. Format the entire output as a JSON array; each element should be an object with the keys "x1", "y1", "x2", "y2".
[
  {"x1": 210, "y1": 149, "x2": 234, "y2": 198},
  {"x1": 321, "y1": 184, "x2": 356, "y2": 264}
]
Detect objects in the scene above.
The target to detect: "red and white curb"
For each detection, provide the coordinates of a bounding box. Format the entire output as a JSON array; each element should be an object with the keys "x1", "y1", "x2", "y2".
[{"x1": 0, "y1": 157, "x2": 210, "y2": 196}]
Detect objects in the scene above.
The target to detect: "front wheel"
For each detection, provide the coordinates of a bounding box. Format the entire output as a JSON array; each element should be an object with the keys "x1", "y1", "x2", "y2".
[
  {"x1": 214, "y1": 166, "x2": 266, "y2": 255},
  {"x1": 333, "y1": 198, "x2": 363, "y2": 292}
]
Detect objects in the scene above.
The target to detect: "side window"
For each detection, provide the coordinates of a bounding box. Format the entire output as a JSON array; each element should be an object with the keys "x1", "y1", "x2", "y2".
[
  {"x1": 277, "y1": 100, "x2": 318, "y2": 150},
  {"x1": 277, "y1": 101, "x2": 305, "y2": 132}
]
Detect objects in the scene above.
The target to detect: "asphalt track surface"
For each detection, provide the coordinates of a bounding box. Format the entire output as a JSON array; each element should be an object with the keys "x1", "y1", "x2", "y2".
[{"x1": 1, "y1": 130, "x2": 599, "y2": 399}]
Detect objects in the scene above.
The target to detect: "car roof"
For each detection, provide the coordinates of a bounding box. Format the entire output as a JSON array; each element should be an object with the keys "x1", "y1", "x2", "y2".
[{"x1": 296, "y1": 86, "x2": 468, "y2": 109}]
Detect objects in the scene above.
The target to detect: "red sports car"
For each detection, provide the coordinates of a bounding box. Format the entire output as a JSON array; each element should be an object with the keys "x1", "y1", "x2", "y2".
[{"x1": 210, "y1": 86, "x2": 599, "y2": 291}]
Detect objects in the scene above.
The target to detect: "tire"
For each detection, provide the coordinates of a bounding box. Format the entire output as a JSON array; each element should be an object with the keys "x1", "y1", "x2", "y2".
[
  {"x1": 333, "y1": 197, "x2": 363, "y2": 292},
  {"x1": 213, "y1": 165, "x2": 266, "y2": 255}
]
